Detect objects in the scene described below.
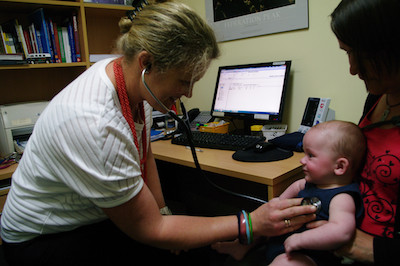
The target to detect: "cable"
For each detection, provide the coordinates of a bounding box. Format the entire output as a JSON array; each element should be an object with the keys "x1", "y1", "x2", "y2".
[
  {"x1": 142, "y1": 68, "x2": 267, "y2": 204},
  {"x1": 170, "y1": 104, "x2": 267, "y2": 205}
]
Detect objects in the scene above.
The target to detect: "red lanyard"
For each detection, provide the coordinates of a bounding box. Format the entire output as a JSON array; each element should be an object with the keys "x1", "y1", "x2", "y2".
[{"x1": 113, "y1": 58, "x2": 147, "y2": 183}]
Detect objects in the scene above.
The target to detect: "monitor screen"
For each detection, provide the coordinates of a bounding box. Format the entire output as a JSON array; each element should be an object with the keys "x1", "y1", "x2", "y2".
[{"x1": 210, "y1": 61, "x2": 291, "y2": 123}]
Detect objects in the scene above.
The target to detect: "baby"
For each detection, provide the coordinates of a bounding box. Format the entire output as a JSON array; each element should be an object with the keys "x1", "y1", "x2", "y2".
[{"x1": 213, "y1": 120, "x2": 366, "y2": 265}]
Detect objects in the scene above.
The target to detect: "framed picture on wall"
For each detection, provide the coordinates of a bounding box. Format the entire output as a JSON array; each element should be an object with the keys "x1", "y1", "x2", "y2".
[{"x1": 205, "y1": 0, "x2": 309, "y2": 42}]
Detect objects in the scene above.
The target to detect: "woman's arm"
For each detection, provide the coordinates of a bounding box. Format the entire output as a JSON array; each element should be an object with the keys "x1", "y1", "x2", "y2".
[
  {"x1": 102, "y1": 184, "x2": 317, "y2": 250},
  {"x1": 145, "y1": 145, "x2": 166, "y2": 209},
  {"x1": 103, "y1": 184, "x2": 236, "y2": 250},
  {"x1": 334, "y1": 229, "x2": 374, "y2": 263},
  {"x1": 284, "y1": 193, "x2": 356, "y2": 254},
  {"x1": 307, "y1": 209, "x2": 377, "y2": 264}
]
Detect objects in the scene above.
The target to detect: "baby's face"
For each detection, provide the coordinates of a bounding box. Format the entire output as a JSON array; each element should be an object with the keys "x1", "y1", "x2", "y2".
[{"x1": 300, "y1": 129, "x2": 338, "y2": 185}]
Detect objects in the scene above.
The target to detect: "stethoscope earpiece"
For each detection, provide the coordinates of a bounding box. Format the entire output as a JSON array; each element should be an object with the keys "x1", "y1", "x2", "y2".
[{"x1": 141, "y1": 68, "x2": 170, "y2": 113}]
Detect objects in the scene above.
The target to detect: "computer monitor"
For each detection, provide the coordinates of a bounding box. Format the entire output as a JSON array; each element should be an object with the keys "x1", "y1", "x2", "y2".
[{"x1": 210, "y1": 60, "x2": 291, "y2": 134}]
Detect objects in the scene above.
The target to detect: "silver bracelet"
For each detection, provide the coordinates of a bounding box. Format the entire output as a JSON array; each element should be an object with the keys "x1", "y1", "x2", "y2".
[{"x1": 159, "y1": 206, "x2": 172, "y2": 215}]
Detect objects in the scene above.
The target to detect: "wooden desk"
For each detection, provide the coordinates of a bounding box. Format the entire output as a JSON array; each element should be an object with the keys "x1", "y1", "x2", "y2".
[{"x1": 151, "y1": 140, "x2": 304, "y2": 200}]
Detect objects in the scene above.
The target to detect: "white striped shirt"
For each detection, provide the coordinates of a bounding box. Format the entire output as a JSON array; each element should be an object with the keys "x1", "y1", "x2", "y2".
[{"x1": 1, "y1": 58, "x2": 152, "y2": 243}]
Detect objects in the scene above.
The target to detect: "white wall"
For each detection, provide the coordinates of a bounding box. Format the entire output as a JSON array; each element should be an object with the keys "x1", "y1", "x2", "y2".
[{"x1": 179, "y1": 0, "x2": 368, "y2": 132}]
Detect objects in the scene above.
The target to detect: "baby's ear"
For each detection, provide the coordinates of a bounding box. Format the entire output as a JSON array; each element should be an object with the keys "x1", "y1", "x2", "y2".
[{"x1": 334, "y1": 157, "x2": 349, "y2": 176}]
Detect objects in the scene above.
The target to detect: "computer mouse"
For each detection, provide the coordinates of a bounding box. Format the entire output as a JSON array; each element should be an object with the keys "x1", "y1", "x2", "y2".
[{"x1": 253, "y1": 142, "x2": 275, "y2": 153}]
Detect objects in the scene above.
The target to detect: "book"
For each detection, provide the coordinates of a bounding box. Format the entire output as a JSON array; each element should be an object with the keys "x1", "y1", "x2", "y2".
[
  {"x1": 32, "y1": 23, "x2": 44, "y2": 53},
  {"x1": 1, "y1": 21, "x2": 20, "y2": 54},
  {"x1": 3, "y1": 32, "x2": 16, "y2": 54},
  {"x1": 61, "y1": 26, "x2": 71, "y2": 63},
  {"x1": 0, "y1": 33, "x2": 5, "y2": 54},
  {"x1": 23, "y1": 29, "x2": 34, "y2": 54},
  {"x1": 51, "y1": 20, "x2": 62, "y2": 63},
  {"x1": 0, "y1": 59, "x2": 27, "y2": 65},
  {"x1": 14, "y1": 20, "x2": 29, "y2": 58},
  {"x1": 151, "y1": 129, "x2": 165, "y2": 142},
  {"x1": 72, "y1": 14, "x2": 81, "y2": 62},
  {"x1": 28, "y1": 23, "x2": 39, "y2": 53},
  {"x1": 0, "y1": 53, "x2": 27, "y2": 65},
  {"x1": 30, "y1": 8, "x2": 53, "y2": 61},
  {"x1": 0, "y1": 25, "x2": 7, "y2": 54},
  {"x1": 57, "y1": 26, "x2": 66, "y2": 63},
  {"x1": 67, "y1": 20, "x2": 77, "y2": 62},
  {"x1": 0, "y1": 53, "x2": 24, "y2": 60},
  {"x1": 48, "y1": 18, "x2": 61, "y2": 63}
]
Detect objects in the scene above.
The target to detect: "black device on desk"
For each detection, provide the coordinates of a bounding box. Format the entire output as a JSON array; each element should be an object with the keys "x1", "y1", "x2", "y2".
[{"x1": 188, "y1": 109, "x2": 213, "y2": 130}]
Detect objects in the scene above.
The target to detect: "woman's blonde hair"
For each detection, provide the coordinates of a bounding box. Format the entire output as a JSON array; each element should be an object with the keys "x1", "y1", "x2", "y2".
[{"x1": 116, "y1": 1, "x2": 220, "y2": 80}]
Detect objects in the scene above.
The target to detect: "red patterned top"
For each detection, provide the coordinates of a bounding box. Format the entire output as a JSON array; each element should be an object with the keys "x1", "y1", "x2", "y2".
[{"x1": 359, "y1": 98, "x2": 400, "y2": 238}]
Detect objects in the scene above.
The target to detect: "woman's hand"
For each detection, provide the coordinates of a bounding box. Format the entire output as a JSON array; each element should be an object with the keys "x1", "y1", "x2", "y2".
[
  {"x1": 251, "y1": 197, "x2": 317, "y2": 238},
  {"x1": 334, "y1": 229, "x2": 374, "y2": 264},
  {"x1": 302, "y1": 214, "x2": 374, "y2": 264}
]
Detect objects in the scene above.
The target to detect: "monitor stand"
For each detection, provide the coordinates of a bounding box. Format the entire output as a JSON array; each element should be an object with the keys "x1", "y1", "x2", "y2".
[
  {"x1": 229, "y1": 117, "x2": 254, "y2": 136},
  {"x1": 243, "y1": 119, "x2": 253, "y2": 136}
]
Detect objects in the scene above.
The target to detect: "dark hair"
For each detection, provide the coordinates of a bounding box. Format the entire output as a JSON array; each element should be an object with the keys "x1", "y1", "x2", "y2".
[{"x1": 331, "y1": 0, "x2": 400, "y2": 77}]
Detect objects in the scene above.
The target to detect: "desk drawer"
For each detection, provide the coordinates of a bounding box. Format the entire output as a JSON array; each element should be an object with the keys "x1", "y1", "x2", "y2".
[
  {"x1": 0, "y1": 193, "x2": 7, "y2": 245},
  {"x1": 0, "y1": 193, "x2": 7, "y2": 214},
  {"x1": 0, "y1": 179, "x2": 11, "y2": 213}
]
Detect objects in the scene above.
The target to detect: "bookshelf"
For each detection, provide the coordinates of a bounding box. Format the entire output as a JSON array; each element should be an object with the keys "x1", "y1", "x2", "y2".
[{"x1": 0, "y1": 0, "x2": 132, "y2": 105}]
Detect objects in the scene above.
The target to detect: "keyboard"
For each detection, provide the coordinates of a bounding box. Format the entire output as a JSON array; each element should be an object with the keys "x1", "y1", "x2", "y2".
[{"x1": 171, "y1": 131, "x2": 265, "y2": 151}]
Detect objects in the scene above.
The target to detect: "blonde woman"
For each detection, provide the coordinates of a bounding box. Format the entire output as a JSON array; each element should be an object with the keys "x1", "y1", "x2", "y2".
[{"x1": 1, "y1": 2, "x2": 316, "y2": 265}]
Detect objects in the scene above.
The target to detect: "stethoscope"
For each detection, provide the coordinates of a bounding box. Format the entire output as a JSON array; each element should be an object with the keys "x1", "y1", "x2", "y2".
[
  {"x1": 141, "y1": 68, "x2": 267, "y2": 204},
  {"x1": 141, "y1": 69, "x2": 330, "y2": 208}
]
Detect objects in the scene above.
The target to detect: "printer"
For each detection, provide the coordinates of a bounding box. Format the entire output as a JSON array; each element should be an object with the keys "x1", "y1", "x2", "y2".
[{"x1": 0, "y1": 101, "x2": 49, "y2": 157}]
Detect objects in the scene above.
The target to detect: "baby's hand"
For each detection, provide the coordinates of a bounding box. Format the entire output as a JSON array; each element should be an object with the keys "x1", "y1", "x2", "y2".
[
  {"x1": 211, "y1": 239, "x2": 250, "y2": 261},
  {"x1": 284, "y1": 233, "x2": 302, "y2": 256}
]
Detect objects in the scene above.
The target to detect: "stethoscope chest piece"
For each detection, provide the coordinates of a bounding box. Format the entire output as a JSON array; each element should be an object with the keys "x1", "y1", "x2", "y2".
[{"x1": 301, "y1": 197, "x2": 322, "y2": 213}]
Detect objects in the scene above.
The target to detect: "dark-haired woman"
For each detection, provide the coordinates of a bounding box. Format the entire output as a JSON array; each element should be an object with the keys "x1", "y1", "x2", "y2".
[{"x1": 323, "y1": 0, "x2": 400, "y2": 264}]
